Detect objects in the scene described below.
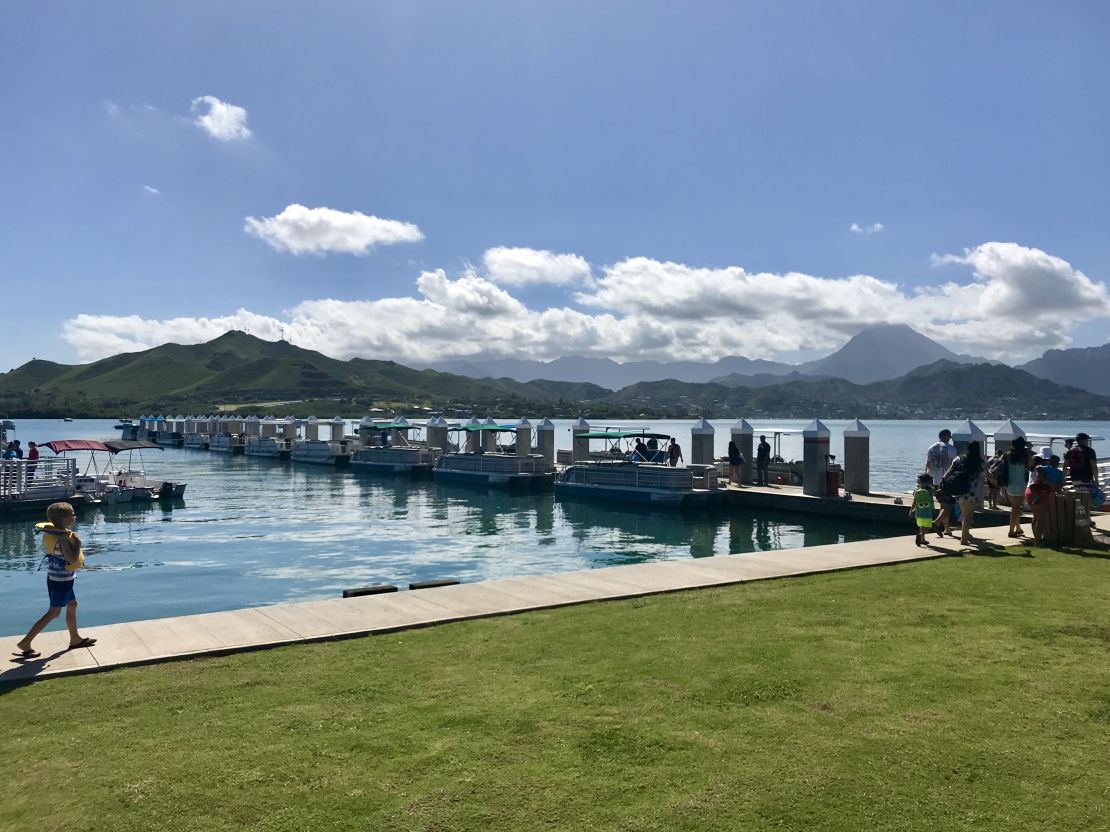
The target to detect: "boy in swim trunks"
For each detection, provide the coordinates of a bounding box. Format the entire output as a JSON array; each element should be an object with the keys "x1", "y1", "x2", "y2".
[{"x1": 12, "y1": 502, "x2": 97, "y2": 659}]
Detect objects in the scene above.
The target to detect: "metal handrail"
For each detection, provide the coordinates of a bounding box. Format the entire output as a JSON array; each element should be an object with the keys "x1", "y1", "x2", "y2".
[{"x1": 0, "y1": 458, "x2": 77, "y2": 498}]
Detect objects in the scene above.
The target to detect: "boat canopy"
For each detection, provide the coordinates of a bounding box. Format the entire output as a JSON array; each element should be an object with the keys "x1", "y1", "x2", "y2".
[
  {"x1": 104, "y1": 440, "x2": 163, "y2": 453},
  {"x1": 454, "y1": 424, "x2": 518, "y2": 432},
  {"x1": 361, "y1": 422, "x2": 418, "y2": 432},
  {"x1": 580, "y1": 430, "x2": 672, "y2": 440},
  {"x1": 1021, "y1": 432, "x2": 1105, "y2": 443},
  {"x1": 43, "y1": 439, "x2": 112, "y2": 454}
]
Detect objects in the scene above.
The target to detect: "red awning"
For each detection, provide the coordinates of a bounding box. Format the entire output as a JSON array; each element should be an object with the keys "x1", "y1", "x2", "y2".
[{"x1": 43, "y1": 439, "x2": 112, "y2": 454}]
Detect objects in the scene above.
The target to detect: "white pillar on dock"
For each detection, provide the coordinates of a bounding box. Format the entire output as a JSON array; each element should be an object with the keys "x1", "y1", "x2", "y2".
[
  {"x1": 731, "y1": 418, "x2": 754, "y2": 484},
  {"x1": 244, "y1": 415, "x2": 261, "y2": 436},
  {"x1": 390, "y1": 416, "x2": 410, "y2": 447},
  {"x1": 843, "y1": 419, "x2": 871, "y2": 495},
  {"x1": 993, "y1": 418, "x2": 1024, "y2": 455},
  {"x1": 690, "y1": 418, "x2": 715, "y2": 465},
  {"x1": 515, "y1": 418, "x2": 533, "y2": 458},
  {"x1": 260, "y1": 416, "x2": 277, "y2": 437},
  {"x1": 482, "y1": 417, "x2": 500, "y2": 452},
  {"x1": 465, "y1": 418, "x2": 482, "y2": 453},
  {"x1": 426, "y1": 416, "x2": 450, "y2": 453},
  {"x1": 358, "y1": 416, "x2": 375, "y2": 446},
  {"x1": 305, "y1": 417, "x2": 319, "y2": 441},
  {"x1": 329, "y1": 416, "x2": 346, "y2": 442},
  {"x1": 535, "y1": 418, "x2": 556, "y2": 471},
  {"x1": 173, "y1": 415, "x2": 186, "y2": 432},
  {"x1": 572, "y1": 417, "x2": 591, "y2": 461},
  {"x1": 802, "y1": 419, "x2": 831, "y2": 497},
  {"x1": 952, "y1": 419, "x2": 987, "y2": 455},
  {"x1": 184, "y1": 416, "x2": 196, "y2": 434}
]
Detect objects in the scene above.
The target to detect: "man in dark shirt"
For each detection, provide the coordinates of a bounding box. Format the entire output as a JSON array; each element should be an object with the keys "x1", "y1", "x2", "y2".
[
  {"x1": 756, "y1": 435, "x2": 771, "y2": 486},
  {"x1": 1065, "y1": 433, "x2": 1099, "y2": 483}
]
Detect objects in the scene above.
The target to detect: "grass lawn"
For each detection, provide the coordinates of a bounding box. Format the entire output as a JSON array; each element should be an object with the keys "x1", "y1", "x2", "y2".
[{"x1": 1, "y1": 545, "x2": 1108, "y2": 831}]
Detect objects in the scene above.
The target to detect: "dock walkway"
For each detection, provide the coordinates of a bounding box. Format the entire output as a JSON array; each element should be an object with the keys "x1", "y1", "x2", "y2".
[{"x1": 2, "y1": 525, "x2": 1018, "y2": 684}]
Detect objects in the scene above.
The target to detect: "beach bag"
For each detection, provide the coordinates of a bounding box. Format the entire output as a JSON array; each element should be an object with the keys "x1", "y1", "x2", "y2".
[
  {"x1": 940, "y1": 463, "x2": 969, "y2": 497},
  {"x1": 1091, "y1": 487, "x2": 1106, "y2": 510}
]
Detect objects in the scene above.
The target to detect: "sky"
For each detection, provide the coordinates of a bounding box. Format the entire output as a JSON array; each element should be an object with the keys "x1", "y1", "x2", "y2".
[{"x1": 2, "y1": 1, "x2": 1110, "y2": 370}]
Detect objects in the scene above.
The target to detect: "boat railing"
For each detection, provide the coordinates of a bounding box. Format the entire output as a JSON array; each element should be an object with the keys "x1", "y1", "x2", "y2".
[
  {"x1": 0, "y1": 458, "x2": 77, "y2": 499},
  {"x1": 438, "y1": 453, "x2": 547, "y2": 474},
  {"x1": 563, "y1": 461, "x2": 704, "y2": 492},
  {"x1": 354, "y1": 447, "x2": 439, "y2": 465}
]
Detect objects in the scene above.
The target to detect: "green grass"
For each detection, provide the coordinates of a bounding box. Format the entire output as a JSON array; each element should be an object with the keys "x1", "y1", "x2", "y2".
[{"x1": 2, "y1": 546, "x2": 1108, "y2": 831}]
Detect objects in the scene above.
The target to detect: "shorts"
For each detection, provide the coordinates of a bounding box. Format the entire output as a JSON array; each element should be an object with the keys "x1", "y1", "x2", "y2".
[{"x1": 47, "y1": 578, "x2": 76, "y2": 608}]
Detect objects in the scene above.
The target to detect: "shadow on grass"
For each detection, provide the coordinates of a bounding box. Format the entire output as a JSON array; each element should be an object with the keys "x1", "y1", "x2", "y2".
[{"x1": 943, "y1": 539, "x2": 1035, "y2": 558}]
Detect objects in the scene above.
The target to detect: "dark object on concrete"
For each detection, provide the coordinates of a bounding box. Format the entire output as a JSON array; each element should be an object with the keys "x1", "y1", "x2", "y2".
[
  {"x1": 409, "y1": 579, "x2": 461, "y2": 590},
  {"x1": 342, "y1": 584, "x2": 399, "y2": 598}
]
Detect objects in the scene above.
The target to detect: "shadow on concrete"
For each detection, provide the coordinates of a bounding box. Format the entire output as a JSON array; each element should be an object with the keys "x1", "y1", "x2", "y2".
[{"x1": 0, "y1": 648, "x2": 73, "y2": 691}]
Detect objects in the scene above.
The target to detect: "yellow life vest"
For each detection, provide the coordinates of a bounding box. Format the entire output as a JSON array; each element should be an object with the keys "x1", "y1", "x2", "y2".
[{"x1": 35, "y1": 522, "x2": 85, "y2": 571}]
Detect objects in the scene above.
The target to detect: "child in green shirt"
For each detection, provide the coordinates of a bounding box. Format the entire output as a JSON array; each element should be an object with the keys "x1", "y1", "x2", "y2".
[{"x1": 911, "y1": 473, "x2": 935, "y2": 548}]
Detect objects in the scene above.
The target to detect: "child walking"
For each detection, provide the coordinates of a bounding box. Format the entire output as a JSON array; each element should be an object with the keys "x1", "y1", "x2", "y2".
[
  {"x1": 12, "y1": 502, "x2": 97, "y2": 659},
  {"x1": 911, "y1": 473, "x2": 935, "y2": 547}
]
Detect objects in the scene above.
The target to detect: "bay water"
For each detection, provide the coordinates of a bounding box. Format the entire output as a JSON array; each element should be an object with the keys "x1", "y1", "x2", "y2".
[{"x1": 1, "y1": 418, "x2": 1104, "y2": 633}]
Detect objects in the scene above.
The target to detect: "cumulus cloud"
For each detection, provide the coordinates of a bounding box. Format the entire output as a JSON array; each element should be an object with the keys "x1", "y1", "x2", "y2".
[
  {"x1": 244, "y1": 204, "x2": 424, "y2": 255},
  {"x1": 482, "y1": 247, "x2": 592, "y2": 286},
  {"x1": 62, "y1": 242, "x2": 1109, "y2": 365},
  {"x1": 143, "y1": 185, "x2": 160, "y2": 195},
  {"x1": 105, "y1": 100, "x2": 121, "y2": 118},
  {"x1": 190, "y1": 95, "x2": 251, "y2": 141},
  {"x1": 850, "y1": 222, "x2": 884, "y2": 234}
]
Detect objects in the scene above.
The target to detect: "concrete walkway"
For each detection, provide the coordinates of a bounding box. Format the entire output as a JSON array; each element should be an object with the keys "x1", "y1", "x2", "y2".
[{"x1": 2, "y1": 525, "x2": 1019, "y2": 684}]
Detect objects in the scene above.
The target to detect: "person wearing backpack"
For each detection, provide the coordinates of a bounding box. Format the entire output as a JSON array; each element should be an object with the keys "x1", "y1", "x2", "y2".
[{"x1": 940, "y1": 440, "x2": 984, "y2": 546}]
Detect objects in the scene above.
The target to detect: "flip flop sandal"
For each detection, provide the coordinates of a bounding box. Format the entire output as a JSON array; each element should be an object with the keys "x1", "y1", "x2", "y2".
[
  {"x1": 11, "y1": 649, "x2": 41, "y2": 660},
  {"x1": 68, "y1": 637, "x2": 97, "y2": 650}
]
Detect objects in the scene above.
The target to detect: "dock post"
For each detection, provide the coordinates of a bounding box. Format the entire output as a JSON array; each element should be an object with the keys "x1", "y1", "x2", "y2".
[
  {"x1": 426, "y1": 417, "x2": 450, "y2": 453},
  {"x1": 690, "y1": 418, "x2": 715, "y2": 466},
  {"x1": 993, "y1": 417, "x2": 1024, "y2": 455},
  {"x1": 802, "y1": 419, "x2": 831, "y2": 497},
  {"x1": 482, "y1": 417, "x2": 500, "y2": 452},
  {"x1": 535, "y1": 418, "x2": 556, "y2": 471},
  {"x1": 305, "y1": 417, "x2": 320, "y2": 441},
  {"x1": 465, "y1": 418, "x2": 482, "y2": 453},
  {"x1": 843, "y1": 419, "x2": 870, "y2": 495},
  {"x1": 390, "y1": 416, "x2": 410, "y2": 447},
  {"x1": 572, "y1": 417, "x2": 591, "y2": 461},
  {"x1": 732, "y1": 418, "x2": 754, "y2": 484},
  {"x1": 515, "y1": 418, "x2": 533, "y2": 457}
]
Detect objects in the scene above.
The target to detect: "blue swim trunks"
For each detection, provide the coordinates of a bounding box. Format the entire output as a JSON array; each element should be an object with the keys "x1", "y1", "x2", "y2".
[{"x1": 47, "y1": 578, "x2": 76, "y2": 608}]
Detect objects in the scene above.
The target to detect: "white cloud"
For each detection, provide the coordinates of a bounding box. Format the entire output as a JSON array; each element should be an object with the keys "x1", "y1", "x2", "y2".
[
  {"x1": 850, "y1": 222, "x2": 884, "y2": 235},
  {"x1": 482, "y1": 247, "x2": 592, "y2": 286},
  {"x1": 61, "y1": 242, "x2": 1110, "y2": 365},
  {"x1": 244, "y1": 204, "x2": 424, "y2": 255},
  {"x1": 190, "y1": 95, "x2": 251, "y2": 141},
  {"x1": 105, "y1": 100, "x2": 120, "y2": 118},
  {"x1": 143, "y1": 185, "x2": 160, "y2": 195}
]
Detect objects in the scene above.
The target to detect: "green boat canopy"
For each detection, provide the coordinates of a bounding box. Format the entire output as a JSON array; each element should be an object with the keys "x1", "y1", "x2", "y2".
[
  {"x1": 458, "y1": 424, "x2": 518, "y2": 433},
  {"x1": 360, "y1": 422, "x2": 417, "y2": 431}
]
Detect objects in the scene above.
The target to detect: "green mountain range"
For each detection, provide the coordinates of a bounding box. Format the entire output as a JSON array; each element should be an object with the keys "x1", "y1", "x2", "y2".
[{"x1": 2, "y1": 332, "x2": 1109, "y2": 420}]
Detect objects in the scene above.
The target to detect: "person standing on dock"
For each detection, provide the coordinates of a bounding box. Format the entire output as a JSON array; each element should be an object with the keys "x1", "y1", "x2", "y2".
[
  {"x1": 756, "y1": 435, "x2": 771, "y2": 486},
  {"x1": 727, "y1": 439, "x2": 743, "y2": 485},
  {"x1": 925, "y1": 429, "x2": 958, "y2": 536},
  {"x1": 667, "y1": 437, "x2": 683, "y2": 467},
  {"x1": 26, "y1": 441, "x2": 39, "y2": 481}
]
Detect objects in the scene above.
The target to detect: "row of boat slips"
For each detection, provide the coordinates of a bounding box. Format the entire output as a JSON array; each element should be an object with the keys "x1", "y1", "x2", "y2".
[{"x1": 112, "y1": 414, "x2": 1109, "y2": 515}]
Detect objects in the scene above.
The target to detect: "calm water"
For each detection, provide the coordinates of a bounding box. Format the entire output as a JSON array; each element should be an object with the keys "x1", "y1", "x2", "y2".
[{"x1": 1, "y1": 418, "x2": 1105, "y2": 633}]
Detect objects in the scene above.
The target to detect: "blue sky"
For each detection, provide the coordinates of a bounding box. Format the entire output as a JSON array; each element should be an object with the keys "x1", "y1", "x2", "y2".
[{"x1": 2, "y1": 1, "x2": 1109, "y2": 369}]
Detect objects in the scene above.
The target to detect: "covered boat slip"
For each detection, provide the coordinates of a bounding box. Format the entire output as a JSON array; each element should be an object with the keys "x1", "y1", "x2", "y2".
[
  {"x1": 432, "y1": 423, "x2": 555, "y2": 489},
  {"x1": 558, "y1": 429, "x2": 719, "y2": 507},
  {"x1": 350, "y1": 419, "x2": 440, "y2": 476}
]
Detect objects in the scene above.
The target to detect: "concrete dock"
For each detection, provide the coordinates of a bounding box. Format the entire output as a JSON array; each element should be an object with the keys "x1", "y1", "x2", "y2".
[{"x1": 2, "y1": 524, "x2": 1021, "y2": 685}]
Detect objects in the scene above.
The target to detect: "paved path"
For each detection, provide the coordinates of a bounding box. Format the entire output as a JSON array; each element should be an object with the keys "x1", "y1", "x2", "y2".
[{"x1": 2, "y1": 525, "x2": 1017, "y2": 684}]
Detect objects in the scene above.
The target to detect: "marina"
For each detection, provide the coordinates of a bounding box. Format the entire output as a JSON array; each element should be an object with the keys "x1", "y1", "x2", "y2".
[{"x1": 0, "y1": 417, "x2": 1106, "y2": 636}]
